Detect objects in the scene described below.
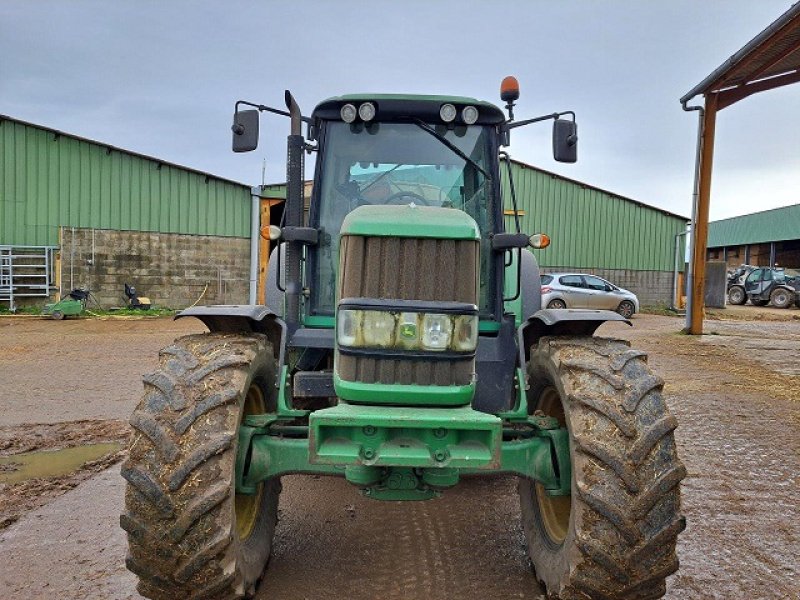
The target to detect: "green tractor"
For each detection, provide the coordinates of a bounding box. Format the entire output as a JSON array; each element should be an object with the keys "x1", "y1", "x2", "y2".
[{"x1": 121, "y1": 79, "x2": 685, "y2": 599}]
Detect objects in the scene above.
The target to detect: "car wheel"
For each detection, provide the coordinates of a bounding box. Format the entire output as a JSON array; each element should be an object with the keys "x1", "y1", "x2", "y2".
[
  {"x1": 617, "y1": 300, "x2": 635, "y2": 318},
  {"x1": 547, "y1": 299, "x2": 566, "y2": 310}
]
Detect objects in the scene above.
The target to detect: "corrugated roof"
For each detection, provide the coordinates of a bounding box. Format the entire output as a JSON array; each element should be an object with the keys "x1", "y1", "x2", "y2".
[
  {"x1": 681, "y1": 3, "x2": 800, "y2": 107},
  {"x1": 510, "y1": 160, "x2": 689, "y2": 221},
  {"x1": 707, "y1": 203, "x2": 800, "y2": 247},
  {"x1": 0, "y1": 114, "x2": 250, "y2": 189}
]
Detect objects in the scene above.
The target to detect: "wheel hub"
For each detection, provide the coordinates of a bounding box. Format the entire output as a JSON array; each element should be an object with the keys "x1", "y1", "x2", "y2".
[
  {"x1": 533, "y1": 386, "x2": 571, "y2": 545},
  {"x1": 235, "y1": 383, "x2": 265, "y2": 540}
]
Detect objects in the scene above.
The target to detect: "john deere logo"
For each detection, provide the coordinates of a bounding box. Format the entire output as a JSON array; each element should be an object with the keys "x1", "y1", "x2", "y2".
[{"x1": 400, "y1": 323, "x2": 417, "y2": 339}]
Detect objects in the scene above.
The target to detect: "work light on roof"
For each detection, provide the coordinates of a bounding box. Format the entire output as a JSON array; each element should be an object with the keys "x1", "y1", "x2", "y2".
[
  {"x1": 462, "y1": 106, "x2": 478, "y2": 125},
  {"x1": 358, "y1": 102, "x2": 376, "y2": 122},
  {"x1": 340, "y1": 103, "x2": 357, "y2": 123},
  {"x1": 440, "y1": 103, "x2": 457, "y2": 123}
]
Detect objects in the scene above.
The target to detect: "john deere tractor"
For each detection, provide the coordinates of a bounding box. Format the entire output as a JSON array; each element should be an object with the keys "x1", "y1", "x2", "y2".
[{"x1": 122, "y1": 79, "x2": 685, "y2": 599}]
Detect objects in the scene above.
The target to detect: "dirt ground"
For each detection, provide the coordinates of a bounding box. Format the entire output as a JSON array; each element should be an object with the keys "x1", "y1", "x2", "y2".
[{"x1": 0, "y1": 313, "x2": 798, "y2": 599}]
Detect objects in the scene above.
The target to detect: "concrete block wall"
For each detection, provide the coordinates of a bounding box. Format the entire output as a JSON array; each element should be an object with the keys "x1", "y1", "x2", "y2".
[
  {"x1": 540, "y1": 267, "x2": 676, "y2": 307},
  {"x1": 60, "y1": 228, "x2": 250, "y2": 309}
]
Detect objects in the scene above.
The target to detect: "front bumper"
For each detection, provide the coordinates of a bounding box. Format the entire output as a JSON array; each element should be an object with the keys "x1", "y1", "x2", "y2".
[{"x1": 237, "y1": 402, "x2": 571, "y2": 501}]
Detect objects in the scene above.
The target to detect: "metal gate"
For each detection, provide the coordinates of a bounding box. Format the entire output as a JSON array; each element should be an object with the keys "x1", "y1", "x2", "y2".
[{"x1": 0, "y1": 245, "x2": 57, "y2": 311}]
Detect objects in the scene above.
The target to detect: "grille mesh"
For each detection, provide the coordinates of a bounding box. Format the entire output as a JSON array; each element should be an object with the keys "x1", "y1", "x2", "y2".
[{"x1": 337, "y1": 235, "x2": 479, "y2": 387}]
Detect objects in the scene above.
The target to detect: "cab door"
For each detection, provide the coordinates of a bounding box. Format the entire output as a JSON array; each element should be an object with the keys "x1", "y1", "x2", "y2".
[{"x1": 744, "y1": 268, "x2": 769, "y2": 299}]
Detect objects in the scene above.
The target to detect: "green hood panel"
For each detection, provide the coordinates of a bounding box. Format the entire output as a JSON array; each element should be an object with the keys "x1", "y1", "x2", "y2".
[{"x1": 340, "y1": 205, "x2": 481, "y2": 240}]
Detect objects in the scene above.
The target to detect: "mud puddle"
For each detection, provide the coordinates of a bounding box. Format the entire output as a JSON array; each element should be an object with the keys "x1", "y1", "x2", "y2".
[
  {"x1": 0, "y1": 420, "x2": 129, "y2": 529},
  {"x1": 0, "y1": 442, "x2": 122, "y2": 484}
]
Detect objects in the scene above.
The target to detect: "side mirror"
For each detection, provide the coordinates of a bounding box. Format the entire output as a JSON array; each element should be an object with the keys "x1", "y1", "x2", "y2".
[
  {"x1": 553, "y1": 118, "x2": 578, "y2": 163},
  {"x1": 232, "y1": 109, "x2": 260, "y2": 153}
]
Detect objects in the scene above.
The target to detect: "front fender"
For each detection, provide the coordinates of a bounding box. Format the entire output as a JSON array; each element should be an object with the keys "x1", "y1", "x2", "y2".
[
  {"x1": 517, "y1": 308, "x2": 631, "y2": 364},
  {"x1": 175, "y1": 305, "x2": 286, "y2": 364}
]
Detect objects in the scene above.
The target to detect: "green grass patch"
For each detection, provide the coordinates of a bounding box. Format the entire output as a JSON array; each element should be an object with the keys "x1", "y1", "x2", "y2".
[
  {"x1": 85, "y1": 307, "x2": 177, "y2": 318},
  {"x1": 640, "y1": 305, "x2": 682, "y2": 317}
]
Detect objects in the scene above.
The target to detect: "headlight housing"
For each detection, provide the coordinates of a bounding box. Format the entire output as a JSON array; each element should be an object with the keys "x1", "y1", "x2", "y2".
[{"x1": 337, "y1": 303, "x2": 478, "y2": 354}]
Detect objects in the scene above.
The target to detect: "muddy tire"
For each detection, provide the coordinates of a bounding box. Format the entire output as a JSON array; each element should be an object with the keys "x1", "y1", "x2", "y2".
[
  {"x1": 121, "y1": 333, "x2": 280, "y2": 600},
  {"x1": 770, "y1": 287, "x2": 793, "y2": 309},
  {"x1": 519, "y1": 336, "x2": 685, "y2": 599},
  {"x1": 727, "y1": 285, "x2": 746, "y2": 305}
]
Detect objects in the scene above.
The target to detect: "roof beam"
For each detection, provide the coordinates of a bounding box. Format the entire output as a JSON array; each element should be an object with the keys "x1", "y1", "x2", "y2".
[
  {"x1": 716, "y1": 69, "x2": 800, "y2": 110},
  {"x1": 743, "y1": 35, "x2": 800, "y2": 83}
]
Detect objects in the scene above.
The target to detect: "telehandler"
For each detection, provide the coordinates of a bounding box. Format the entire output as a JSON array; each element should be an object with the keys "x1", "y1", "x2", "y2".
[{"x1": 122, "y1": 78, "x2": 685, "y2": 599}]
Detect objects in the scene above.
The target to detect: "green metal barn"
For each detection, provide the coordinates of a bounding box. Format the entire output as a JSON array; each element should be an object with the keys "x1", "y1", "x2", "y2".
[{"x1": 0, "y1": 115, "x2": 255, "y2": 309}]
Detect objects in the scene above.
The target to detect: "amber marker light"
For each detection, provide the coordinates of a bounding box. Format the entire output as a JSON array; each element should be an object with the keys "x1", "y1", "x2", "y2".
[
  {"x1": 500, "y1": 76, "x2": 520, "y2": 103},
  {"x1": 529, "y1": 233, "x2": 550, "y2": 249}
]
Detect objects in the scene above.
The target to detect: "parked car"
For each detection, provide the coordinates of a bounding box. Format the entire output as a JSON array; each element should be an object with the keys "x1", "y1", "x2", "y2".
[{"x1": 540, "y1": 272, "x2": 640, "y2": 318}]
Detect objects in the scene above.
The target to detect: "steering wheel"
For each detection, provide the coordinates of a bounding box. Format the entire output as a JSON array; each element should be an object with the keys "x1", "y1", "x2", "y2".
[{"x1": 381, "y1": 191, "x2": 434, "y2": 206}]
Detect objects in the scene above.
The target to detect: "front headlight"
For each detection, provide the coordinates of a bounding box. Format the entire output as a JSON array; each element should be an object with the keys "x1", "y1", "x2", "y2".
[
  {"x1": 336, "y1": 308, "x2": 478, "y2": 353},
  {"x1": 337, "y1": 309, "x2": 360, "y2": 347},
  {"x1": 362, "y1": 311, "x2": 396, "y2": 347},
  {"x1": 421, "y1": 313, "x2": 453, "y2": 351},
  {"x1": 452, "y1": 314, "x2": 478, "y2": 351}
]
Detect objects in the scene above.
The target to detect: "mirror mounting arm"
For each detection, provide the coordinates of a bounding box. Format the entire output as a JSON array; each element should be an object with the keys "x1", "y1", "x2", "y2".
[
  {"x1": 506, "y1": 110, "x2": 575, "y2": 130},
  {"x1": 234, "y1": 100, "x2": 312, "y2": 125}
]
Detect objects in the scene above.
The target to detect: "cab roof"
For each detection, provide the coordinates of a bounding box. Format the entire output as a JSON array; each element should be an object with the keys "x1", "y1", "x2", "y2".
[{"x1": 311, "y1": 94, "x2": 507, "y2": 125}]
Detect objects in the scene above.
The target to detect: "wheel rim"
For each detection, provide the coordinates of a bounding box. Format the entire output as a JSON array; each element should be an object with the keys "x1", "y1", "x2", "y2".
[
  {"x1": 235, "y1": 383, "x2": 265, "y2": 541},
  {"x1": 775, "y1": 292, "x2": 788, "y2": 305},
  {"x1": 533, "y1": 386, "x2": 571, "y2": 546},
  {"x1": 549, "y1": 300, "x2": 565, "y2": 309},
  {"x1": 619, "y1": 302, "x2": 633, "y2": 318}
]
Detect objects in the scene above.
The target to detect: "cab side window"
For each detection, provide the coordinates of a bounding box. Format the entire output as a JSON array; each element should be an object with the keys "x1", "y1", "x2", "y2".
[{"x1": 745, "y1": 269, "x2": 762, "y2": 284}]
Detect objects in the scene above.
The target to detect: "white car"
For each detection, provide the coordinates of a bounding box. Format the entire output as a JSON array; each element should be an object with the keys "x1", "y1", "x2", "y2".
[{"x1": 540, "y1": 272, "x2": 640, "y2": 318}]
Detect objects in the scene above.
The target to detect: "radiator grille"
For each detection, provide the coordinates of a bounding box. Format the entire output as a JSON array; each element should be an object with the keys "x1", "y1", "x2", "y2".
[{"x1": 337, "y1": 235, "x2": 479, "y2": 387}]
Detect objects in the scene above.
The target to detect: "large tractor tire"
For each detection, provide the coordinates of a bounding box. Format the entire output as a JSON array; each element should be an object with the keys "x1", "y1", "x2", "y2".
[
  {"x1": 520, "y1": 336, "x2": 685, "y2": 599},
  {"x1": 727, "y1": 285, "x2": 746, "y2": 305},
  {"x1": 770, "y1": 287, "x2": 793, "y2": 309},
  {"x1": 121, "y1": 333, "x2": 280, "y2": 600}
]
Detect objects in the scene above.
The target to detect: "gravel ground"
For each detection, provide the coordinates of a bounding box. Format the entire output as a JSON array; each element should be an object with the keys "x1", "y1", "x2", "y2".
[{"x1": 0, "y1": 314, "x2": 797, "y2": 599}]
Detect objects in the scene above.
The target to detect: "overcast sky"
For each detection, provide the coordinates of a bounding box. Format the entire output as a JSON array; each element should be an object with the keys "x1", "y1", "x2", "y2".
[{"x1": 2, "y1": 1, "x2": 798, "y2": 221}]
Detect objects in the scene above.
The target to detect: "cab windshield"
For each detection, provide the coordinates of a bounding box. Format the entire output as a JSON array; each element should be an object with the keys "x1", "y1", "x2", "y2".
[{"x1": 310, "y1": 120, "x2": 497, "y2": 316}]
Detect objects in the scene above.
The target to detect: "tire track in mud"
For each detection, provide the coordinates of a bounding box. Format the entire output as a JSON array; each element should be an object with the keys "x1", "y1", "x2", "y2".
[{"x1": 257, "y1": 475, "x2": 545, "y2": 600}]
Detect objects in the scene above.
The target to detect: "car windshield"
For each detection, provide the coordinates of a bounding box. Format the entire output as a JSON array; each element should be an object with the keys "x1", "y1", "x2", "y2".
[{"x1": 311, "y1": 121, "x2": 496, "y2": 315}]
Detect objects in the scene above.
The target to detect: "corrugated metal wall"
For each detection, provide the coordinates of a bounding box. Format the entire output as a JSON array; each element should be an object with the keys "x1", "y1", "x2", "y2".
[
  {"x1": 502, "y1": 161, "x2": 687, "y2": 271},
  {"x1": 1, "y1": 118, "x2": 252, "y2": 246}
]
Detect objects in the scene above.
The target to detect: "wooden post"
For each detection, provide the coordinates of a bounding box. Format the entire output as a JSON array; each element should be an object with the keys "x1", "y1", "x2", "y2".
[
  {"x1": 257, "y1": 198, "x2": 270, "y2": 305},
  {"x1": 689, "y1": 93, "x2": 718, "y2": 334}
]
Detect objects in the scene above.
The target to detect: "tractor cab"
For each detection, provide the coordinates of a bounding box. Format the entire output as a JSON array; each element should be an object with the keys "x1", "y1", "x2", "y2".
[{"x1": 307, "y1": 95, "x2": 505, "y2": 320}]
